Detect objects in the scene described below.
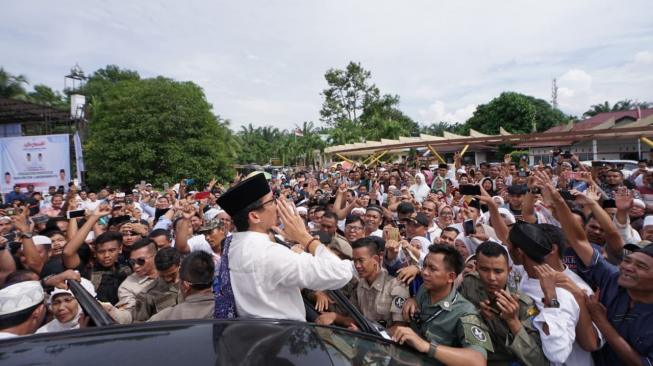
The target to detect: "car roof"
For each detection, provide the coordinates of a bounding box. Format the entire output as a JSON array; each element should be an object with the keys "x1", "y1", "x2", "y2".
[{"x1": 0, "y1": 319, "x2": 430, "y2": 366}]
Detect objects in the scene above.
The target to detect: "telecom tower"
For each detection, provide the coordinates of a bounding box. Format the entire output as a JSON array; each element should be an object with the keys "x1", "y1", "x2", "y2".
[{"x1": 551, "y1": 78, "x2": 558, "y2": 110}]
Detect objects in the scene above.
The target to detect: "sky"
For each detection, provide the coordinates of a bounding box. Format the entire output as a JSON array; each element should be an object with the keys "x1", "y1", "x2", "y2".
[{"x1": 2, "y1": 1, "x2": 652, "y2": 132}]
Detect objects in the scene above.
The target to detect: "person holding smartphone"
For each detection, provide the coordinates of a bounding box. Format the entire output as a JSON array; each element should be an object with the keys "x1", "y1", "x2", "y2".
[{"x1": 459, "y1": 241, "x2": 548, "y2": 365}]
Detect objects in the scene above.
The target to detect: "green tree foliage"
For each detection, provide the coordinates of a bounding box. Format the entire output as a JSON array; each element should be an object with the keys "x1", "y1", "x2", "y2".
[
  {"x1": 78, "y1": 65, "x2": 141, "y2": 118},
  {"x1": 26, "y1": 84, "x2": 67, "y2": 108},
  {"x1": 464, "y1": 92, "x2": 568, "y2": 134},
  {"x1": 320, "y1": 62, "x2": 418, "y2": 144},
  {"x1": 0, "y1": 67, "x2": 29, "y2": 98},
  {"x1": 420, "y1": 121, "x2": 466, "y2": 136},
  {"x1": 84, "y1": 76, "x2": 236, "y2": 188},
  {"x1": 582, "y1": 99, "x2": 652, "y2": 118},
  {"x1": 235, "y1": 121, "x2": 325, "y2": 166}
]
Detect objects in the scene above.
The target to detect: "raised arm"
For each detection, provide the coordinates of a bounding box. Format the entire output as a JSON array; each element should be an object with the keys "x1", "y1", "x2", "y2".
[
  {"x1": 12, "y1": 209, "x2": 43, "y2": 274},
  {"x1": 63, "y1": 205, "x2": 112, "y2": 269},
  {"x1": 574, "y1": 185, "x2": 624, "y2": 257},
  {"x1": 533, "y1": 171, "x2": 593, "y2": 266}
]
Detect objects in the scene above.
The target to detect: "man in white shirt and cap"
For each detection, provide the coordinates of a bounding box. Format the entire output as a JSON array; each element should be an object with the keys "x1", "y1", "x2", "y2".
[
  {"x1": 214, "y1": 173, "x2": 353, "y2": 321},
  {"x1": 0, "y1": 281, "x2": 46, "y2": 339}
]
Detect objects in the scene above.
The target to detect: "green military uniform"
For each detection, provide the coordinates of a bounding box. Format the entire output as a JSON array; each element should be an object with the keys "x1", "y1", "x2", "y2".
[
  {"x1": 411, "y1": 285, "x2": 493, "y2": 365},
  {"x1": 459, "y1": 272, "x2": 548, "y2": 366},
  {"x1": 132, "y1": 278, "x2": 182, "y2": 322},
  {"x1": 90, "y1": 264, "x2": 132, "y2": 305}
]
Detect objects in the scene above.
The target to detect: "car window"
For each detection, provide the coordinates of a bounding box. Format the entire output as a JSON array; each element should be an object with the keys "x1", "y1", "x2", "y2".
[{"x1": 314, "y1": 326, "x2": 435, "y2": 366}]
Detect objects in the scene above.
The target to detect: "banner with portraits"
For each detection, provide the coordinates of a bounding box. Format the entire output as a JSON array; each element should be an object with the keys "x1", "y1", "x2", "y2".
[{"x1": 0, "y1": 134, "x2": 70, "y2": 194}]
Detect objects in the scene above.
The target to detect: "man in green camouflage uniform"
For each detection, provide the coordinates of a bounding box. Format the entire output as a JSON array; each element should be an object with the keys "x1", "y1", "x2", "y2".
[
  {"x1": 460, "y1": 241, "x2": 548, "y2": 366},
  {"x1": 393, "y1": 245, "x2": 493, "y2": 366}
]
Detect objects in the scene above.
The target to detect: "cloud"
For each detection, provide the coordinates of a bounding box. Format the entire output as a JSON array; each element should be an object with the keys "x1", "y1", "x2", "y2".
[
  {"x1": 418, "y1": 101, "x2": 477, "y2": 124},
  {"x1": 1, "y1": 1, "x2": 652, "y2": 130}
]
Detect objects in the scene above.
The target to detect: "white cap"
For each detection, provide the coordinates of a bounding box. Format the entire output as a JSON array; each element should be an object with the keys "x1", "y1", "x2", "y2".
[
  {"x1": 32, "y1": 235, "x2": 52, "y2": 246},
  {"x1": 49, "y1": 278, "x2": 96, "y2": 303},
  {"x1": 633, "y1": 199, "x2": 646, "y2": 209},
  {"x1": 644, "y1": 215, "x2": 653, "y2": 228},
  {"x1": 204, "y1": 208, "x2": 222, "y2": 222},
  {"x1": 0, "y1": 281, "x2": 44, "y2": 316},
  {"x1": 351, "y1": 207, "x2": 366, "y2": 216},
  {"x1": 0, "y1": 216, "x2": 11, "y2": 223},
  {"x1": 296, "y1": 207, "x2": 308, "y2": 215}
]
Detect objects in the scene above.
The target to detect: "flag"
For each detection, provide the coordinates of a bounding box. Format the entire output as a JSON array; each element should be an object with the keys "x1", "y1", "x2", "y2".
[
  {"x1": 636, "y1": 106, "x2": 642, "y2": 120},
  {"x1": 294, "y1": 128, "x2": 304, "y2": 137}
]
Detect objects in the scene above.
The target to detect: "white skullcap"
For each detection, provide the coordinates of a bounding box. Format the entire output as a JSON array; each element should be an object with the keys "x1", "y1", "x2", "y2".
[
  {"x1": 49, "y1": 277, "x2": 97, "y2": 303},
  {"x1": 32, "y1": 235, "x2": 52, "y2": 246},
  {"x1": 0, "y1": 281, "x2": 44, "y2": 316},
  {"x1": 644, "y1": 215, "x2": 653, "y2": 228},
  {"x1": 296, "y1": 207, "x2": 308, "y2": 215},
  {"x1": 351, "y1": 207, "x2": 366, "y2": 216},
  {"x1": 0, "y1": 216, "x2": 11, "y2": 223},
  {"x1": 632, "y1": 199, "x2": 645, "y2": 209}
]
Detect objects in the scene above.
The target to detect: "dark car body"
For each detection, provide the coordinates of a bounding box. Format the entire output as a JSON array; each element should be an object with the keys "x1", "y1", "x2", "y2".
[{"x1": 0, "y1": 319, "x2": 434, "y2": 365}]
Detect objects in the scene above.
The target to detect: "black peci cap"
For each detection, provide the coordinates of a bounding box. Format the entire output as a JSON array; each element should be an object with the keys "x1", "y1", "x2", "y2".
[{"x1": 217, "y1": 173, "x2": 271, "y2": 217}]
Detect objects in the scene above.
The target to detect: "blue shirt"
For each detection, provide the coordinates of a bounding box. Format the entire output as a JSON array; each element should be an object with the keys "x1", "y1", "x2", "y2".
[
  {"x1": 4, "y1": 191, "x2": 26, "y2": 204},
  {"x1": 579, "y1": 248, "x2": 653, "y2": 366}
]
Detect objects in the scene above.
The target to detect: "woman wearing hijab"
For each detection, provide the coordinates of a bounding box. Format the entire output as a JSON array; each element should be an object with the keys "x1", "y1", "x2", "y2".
[
  {"x1": 408, "y1": 173, "x2": 430, "y2": 204},
  {"x1": 480, "y1": 177, "x2": 496, "y2": 196},
  {"x1": 36, "y1": 278, "x2": 96, "y2": 333}
]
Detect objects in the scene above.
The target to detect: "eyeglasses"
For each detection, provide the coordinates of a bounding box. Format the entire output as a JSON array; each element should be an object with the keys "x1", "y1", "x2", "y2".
[
  {"x1": 254, "y1": 197, "x2": 277, "y2": 210},
  {"x1": 128, "y1": 254, "x2": 154, "y2": 267}
]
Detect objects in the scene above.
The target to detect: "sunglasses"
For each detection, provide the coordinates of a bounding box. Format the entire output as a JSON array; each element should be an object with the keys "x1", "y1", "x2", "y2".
[{"x1": 128, "y1": 254, "x2": 154, "y2": 267}]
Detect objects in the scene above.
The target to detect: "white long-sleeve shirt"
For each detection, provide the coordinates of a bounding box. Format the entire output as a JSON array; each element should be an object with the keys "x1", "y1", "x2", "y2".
[
  {"x1": 520, "y1": 277, "x2": 594, "y2": 366},
  {"x1": 229, "y1": 231, "x2": 353, "y2": 322}
]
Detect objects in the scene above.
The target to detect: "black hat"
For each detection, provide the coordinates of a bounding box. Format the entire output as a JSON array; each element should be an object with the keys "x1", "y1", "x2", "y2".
[
  {"x1": 407, "y1": 212, "x2": 430, "y2": 227},
  {"x1": 217, "y1": 173, "x2": 271, "y2": 217},
  {"x1": 623, "y1": 242, "x2": 653, "y2": 258},
  {"x1": 468, "y1": 198, "x2": 482, "y2": 211},
  {"x1": 507, "y1": 184, "x2": 528, "y2": 196},
  {"x1": 508, "y1": 221, "x2": 552, "y2": 261},
  {"x1": 366, "y1": 204, "x2": 384, "y2": 215},
  {"x1": 438, "y1": 163, "x2": 449, "y2": 170}
]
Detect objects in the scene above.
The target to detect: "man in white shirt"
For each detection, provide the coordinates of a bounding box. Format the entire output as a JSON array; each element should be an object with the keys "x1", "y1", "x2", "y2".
[
  {"x1": 214, "y1": 173, "x2": 353, "y2": 321},
  {"x1": 509, "y1": 222, "x2": 602, "y2": 366}
]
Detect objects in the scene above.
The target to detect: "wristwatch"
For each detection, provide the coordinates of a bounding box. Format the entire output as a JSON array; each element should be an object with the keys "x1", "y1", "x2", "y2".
[
  {"x1": 542, "y1": 297, "x2": 560, "y2": 308},
  {"x1": 19, "y1": 232, "x2": 34, "y2": 240},
  {"x1": 427, "y1": 341, "x2": 439, "y2": 358}
]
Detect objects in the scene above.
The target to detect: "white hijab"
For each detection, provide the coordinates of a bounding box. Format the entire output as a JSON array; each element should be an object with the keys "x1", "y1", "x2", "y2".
[{"x1": 409, "y1": 173, "x2": 430, "y2": 203}]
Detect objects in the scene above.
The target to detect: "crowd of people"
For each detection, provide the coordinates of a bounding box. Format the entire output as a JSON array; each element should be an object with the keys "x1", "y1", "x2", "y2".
[{"x1": 0, "y1": 151, "x2": 652, "y2": 366}]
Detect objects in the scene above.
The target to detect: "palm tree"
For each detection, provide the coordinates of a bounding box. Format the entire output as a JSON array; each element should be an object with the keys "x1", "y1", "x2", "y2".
[
  {"x1": 0, "y1": 67, "x2": 29, "y2": 98},
  {"x1": 583, "y1": 101, "x2": 612, "y2": 118}
]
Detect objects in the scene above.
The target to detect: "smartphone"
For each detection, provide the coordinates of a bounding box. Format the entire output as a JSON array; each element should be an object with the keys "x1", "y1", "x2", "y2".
[
  {"x1": 559, "y1": 190, "x2": 575, "y2": 201},
  {"x1": 5, "y1": 208, "x2": 16, "y2": 216},
  {"x1": 195, "y1": 191, "x2": 210, "y2": 200},
  {"x1": 2, "y1": 232, "x2": 17, "y2": 243},
  {"x1": 73, "y1": 178, "x2": 79, "y2": 187},
  {"x1": 517, "y1": 171, "x2": 529, "y2": 178},
  {"x1": 591, "y1": 161, "x2": 607, "y2": 168},
  {"x1": 565, "y1": 171, "x2": 582, "y2": 180},
  {"x1": 459, "y1": 185, "x2": 481, "y2": 196},
  {"x1": 66, "y1": 209, "x2": 86, "y2": 219},
  {"x1": 388, "y1": 227, "x2": 400, "y2": 242},
  {"x1": 184, "y1": 179, "x2": 195, "y2": 186},
  {"x1": 163, "y1": 182, "x2": 169, "y2": 191},
  {"x1": 463, "y1": 219, "x2": 476, "y2": 235},
  {"x1": 392, "y1": 190, "x2": 402, "y2": 197},
  {"x1": 562, "y1": 151, "x2": 573, "y2": 159},
  {"x1": 140, "y1": 180, "x2": 146, "y2": 190},
  {"x1": 603, "y1": 199, "x2": 617, "y2": 209}
]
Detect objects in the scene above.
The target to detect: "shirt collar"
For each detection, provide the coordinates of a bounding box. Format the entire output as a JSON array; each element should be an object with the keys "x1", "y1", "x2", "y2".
[
  {"x1": 422, "y1": 286, "x2": 458, "y2": 312},
  {"x1": 360, "y1": 268, "x2": 388, "y2": 291}
]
